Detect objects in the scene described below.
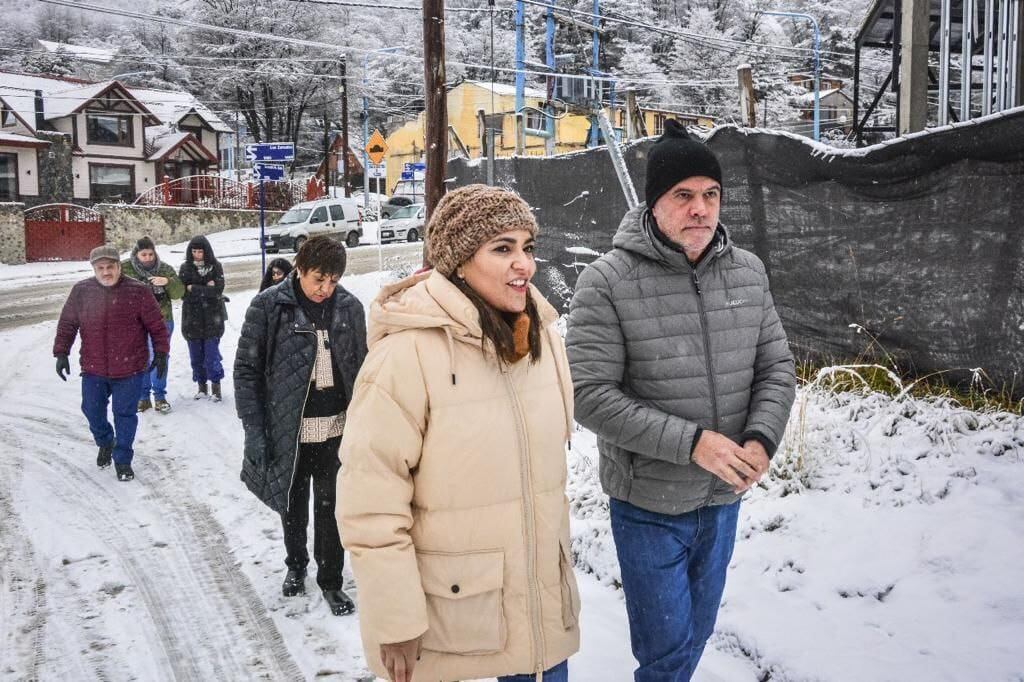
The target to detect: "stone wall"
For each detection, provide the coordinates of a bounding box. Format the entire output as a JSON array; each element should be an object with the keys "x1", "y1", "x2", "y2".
[
  {"x1": 0, "y1": 203, "x2": 26, "y2": 265},
  {"x1": 97, "y1": 205, "x2": 284, "y2": 252},
  {"x1": 33, "y1": 131, "x2": 74, "y2": 206}
]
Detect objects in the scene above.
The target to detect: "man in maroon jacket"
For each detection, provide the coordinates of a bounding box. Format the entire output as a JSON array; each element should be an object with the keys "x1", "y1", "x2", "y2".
[{"x1": 53, "y1": 245, "x2": 171, "y2": 481}]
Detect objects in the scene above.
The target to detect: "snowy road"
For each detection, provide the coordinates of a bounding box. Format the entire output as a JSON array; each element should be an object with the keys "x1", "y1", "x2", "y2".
[
  {"x1": 0, "y1": 243, "x2": 421, "y2": 332},
  {"x1": 3, "y1": 268, "x2": 1021, "y2": 681}
]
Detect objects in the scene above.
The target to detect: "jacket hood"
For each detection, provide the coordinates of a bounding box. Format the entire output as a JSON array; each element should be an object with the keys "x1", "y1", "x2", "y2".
[
  {"x1": 368, "y1": 270, "x2": 559, "y2": 351},
  {"x1": 612, "y1": 204, "x2": 731, "y2": 267},
  {"x1": 185, "y1": 235, "x2": 217, "y2": 263}
]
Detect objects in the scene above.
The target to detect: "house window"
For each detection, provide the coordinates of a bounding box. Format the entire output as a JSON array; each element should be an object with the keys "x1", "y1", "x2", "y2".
[
  {"x1": 179, "y1": 123, "x2": 204, "y2": 139},
  {"x1": 477, "y1": 113, "x2": 504, "y2": 149},
  {"x1": 654, "y1": 114, "x2": 667, "y2": 135},
  {"x1": 0, "y1": 153, "x2": 18, "y2": 200},
  {"x1": 89, "y1": 164, "x2": 135, "y2": 202},
  {"x1": 524, "y1": 109, "x2": 545, "y2": 131},
  {"x1": 86, "y1": 114, "x2": 134, "y2": 147}
]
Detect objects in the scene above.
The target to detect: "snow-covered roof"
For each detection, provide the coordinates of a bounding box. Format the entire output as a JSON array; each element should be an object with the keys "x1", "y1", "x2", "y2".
[
  {"x1": 0, "y1": 131, "x2": 49, "y2": 147},
  {"x1": 145, "y1": 128, "x2": 217, "y2": 162},
  {"x1": 43, "y1": 81, "x2": 119, "y2": 119},
  {"x1": 793, "y1": 88, "x2": 851, "y2": 105},
  {"x1": 130, "y1": 87, "x2": 233, "y2": 134},
  {"x1": 37, "y1": 40, "x2": 115, "y2": 65},
  {"x1": 465, "y1": 80, "x2": 547, "y2": 100}
]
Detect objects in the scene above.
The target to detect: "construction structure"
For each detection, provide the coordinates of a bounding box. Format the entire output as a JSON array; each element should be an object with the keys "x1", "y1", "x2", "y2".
[{"x1": 854, "y1": 0, "x2": 1024, "y2": 145}]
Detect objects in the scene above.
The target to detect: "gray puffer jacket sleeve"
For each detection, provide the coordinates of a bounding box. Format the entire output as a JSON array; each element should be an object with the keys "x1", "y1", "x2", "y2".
[
  {"x1": 567, "y1": 263, "x2": 700, "y2": 466},
  {"x1": 740, "y1": 269, "x2": 796, "y2": 450}
]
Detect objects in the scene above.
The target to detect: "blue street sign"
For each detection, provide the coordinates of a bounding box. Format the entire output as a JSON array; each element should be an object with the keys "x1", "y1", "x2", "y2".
[
  {"x1": 253, "y1": 162, "x2": 286, "y2": 181},
  {"x1": 400, "y1": 171, "x2": 413, "y2": 180},
  {"x1": 403, "y1": 162, "x2": 427, "y2": 173},
  {"x1": 245, "y1": 143, "x2": 295, "y2": 162}
]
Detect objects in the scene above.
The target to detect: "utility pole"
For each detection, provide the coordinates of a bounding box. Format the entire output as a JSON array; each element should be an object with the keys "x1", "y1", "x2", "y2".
[
  {"x1": 737, "y1": 64, "x2": 757, "y2": 127},
  {"x1": 340, "y1": 58, "x2": 351, "y2": 197},
  {"x1": 423, "y1": 0, "x2": 448, "y2": 262}
]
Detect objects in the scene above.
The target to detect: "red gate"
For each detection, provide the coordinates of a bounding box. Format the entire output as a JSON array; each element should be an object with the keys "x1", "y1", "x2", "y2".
[{"x1": 24, "y1": 204, "x2": 105, "y2": 262}]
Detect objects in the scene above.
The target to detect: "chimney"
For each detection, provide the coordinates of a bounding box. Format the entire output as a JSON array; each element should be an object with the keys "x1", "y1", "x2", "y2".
[{"x1": 34, "y1": 90, "x2": 44, "y2": 130}]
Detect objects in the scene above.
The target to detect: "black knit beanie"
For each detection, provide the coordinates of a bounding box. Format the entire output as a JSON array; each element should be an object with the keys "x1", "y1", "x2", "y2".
[
  {"x1": 136, "y1": 236, "x2": 156, "y2": 252},
  {"x1": 644, "y1": 119, "x2": 723, "y2": 209}
]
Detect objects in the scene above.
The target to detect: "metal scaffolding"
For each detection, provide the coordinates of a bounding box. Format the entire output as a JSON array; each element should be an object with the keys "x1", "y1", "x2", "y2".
[{"x1": 853, "y1": 0, "x2": 1024, "y2": 145}]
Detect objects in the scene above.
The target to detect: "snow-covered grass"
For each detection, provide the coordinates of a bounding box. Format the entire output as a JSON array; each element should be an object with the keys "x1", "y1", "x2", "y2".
[{"x1": 1, "y1": 270, "x2": 1021, "y2": 681}]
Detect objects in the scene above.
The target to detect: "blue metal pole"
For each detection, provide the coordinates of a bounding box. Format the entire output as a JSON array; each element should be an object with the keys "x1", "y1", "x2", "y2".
[
  {"x1": 761, "y1": 11, "x2": 820, "y2": 141},
  {"x1": 545, "y1": 2, "x2": 555, "y2": 142},
  {"x1": 363, "y1": 53, "x2": 370, "y2": 213},
  {"x1": 515, "y1": 0, "x2": 525, "y2": 150},
  {"x1": 259, "y1": 177, "x2": 266, "y2": 275}
]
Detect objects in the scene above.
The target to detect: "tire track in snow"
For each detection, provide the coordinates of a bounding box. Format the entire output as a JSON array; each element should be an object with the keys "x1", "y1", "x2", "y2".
[{"x1": 3, "y1": 411, "x2": 303, "y2": 680}]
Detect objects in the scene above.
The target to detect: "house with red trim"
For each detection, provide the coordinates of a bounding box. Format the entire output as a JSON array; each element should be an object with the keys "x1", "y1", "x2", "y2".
[{"x1": 0, "y1": 70, "x2": 230, "y2": 205}]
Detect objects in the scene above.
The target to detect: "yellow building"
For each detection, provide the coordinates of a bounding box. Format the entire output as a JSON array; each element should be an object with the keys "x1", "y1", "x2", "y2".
[{"x1": 383, "y1": 80, "x2": 714, "y2": 196}]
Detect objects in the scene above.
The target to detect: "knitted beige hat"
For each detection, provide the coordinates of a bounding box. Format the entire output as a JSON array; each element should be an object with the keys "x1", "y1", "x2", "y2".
[{"x1": 426, "y1": 184, "x2": 538, "y2": 276}]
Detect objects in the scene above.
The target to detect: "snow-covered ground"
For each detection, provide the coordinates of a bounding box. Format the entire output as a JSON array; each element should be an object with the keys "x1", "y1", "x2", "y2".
[{"x1": 1, "y1": 269, "x2": 1021, "y2": 681}]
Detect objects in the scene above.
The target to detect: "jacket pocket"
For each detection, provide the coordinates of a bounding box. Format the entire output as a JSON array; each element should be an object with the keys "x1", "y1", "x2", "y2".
[
  {"x1": 417, "y1": 549, "x2": 506, "y2": 655},
  {"x1": 558, "y1": 539, "x2": 580, "y2": 630}
]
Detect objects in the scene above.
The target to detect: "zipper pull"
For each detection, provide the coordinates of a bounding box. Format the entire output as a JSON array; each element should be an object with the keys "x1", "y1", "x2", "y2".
[{"x1": 692, "y1": 271, "x2": 701, "y2": 295}]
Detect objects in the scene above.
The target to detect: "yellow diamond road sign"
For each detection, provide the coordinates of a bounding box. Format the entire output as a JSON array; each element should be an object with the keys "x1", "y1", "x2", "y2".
[{"x1": 365, "y1": 129, "x2": 388, "y2": 166}]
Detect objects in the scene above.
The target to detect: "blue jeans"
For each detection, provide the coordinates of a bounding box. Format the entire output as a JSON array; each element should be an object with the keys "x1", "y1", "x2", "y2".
[
  {"x1": 81, "y1": 372, "x2": 145, "y2": 465},
  {"x1": 187, "y1": 337, "x2": 224, "y2": 384},
  {"x1": 498, "y1": 659, "x2": 569, "y2": 682},
  {"x1": 610, "y1": 498, "x2": 740, "y2": 682},
  {"x1": 140, "y1": 320, "x2": 173, "y2": 401}
]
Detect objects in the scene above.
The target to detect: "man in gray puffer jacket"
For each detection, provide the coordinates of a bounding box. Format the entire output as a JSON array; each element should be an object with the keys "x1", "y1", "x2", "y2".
[{"x1": 567, "y1": 119, "x2": 795, "y2": 682}]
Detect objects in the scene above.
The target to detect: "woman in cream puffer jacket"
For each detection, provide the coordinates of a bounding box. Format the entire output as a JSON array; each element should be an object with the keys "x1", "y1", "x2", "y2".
[{"x1": 337, "y1": 185, "x2": 581, "y2": 682}]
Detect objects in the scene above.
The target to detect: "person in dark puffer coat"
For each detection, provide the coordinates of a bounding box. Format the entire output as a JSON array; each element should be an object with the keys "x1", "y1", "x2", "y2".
[
  {"x1": 567, "y1": 119, "x2": 796, "y2": 682},
  {"x1": 234, "y1": 236, "x2": 367, "y2": 616},
  {"x1": 179, "y1": 235, "x2": 227, "y2": 401}
]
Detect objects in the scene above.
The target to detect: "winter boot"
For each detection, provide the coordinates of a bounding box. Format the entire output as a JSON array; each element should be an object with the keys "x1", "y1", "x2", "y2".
[
  {"x1": 154, "y1": 399, "x2": 172, "y2": 414},
  {"x1": 115, "y1": 463, "x2": 134, "y2": 482},
  {"x1": 137, "y1": 398, "x2": 152, "y2": 413},
  {"x1": 211, "y1": 382, "x2": 222, "y2": 403},
  {"x1": 322, "y1": 588, "x2": 356, "y2": 616},
  {"x1": 194, "y1": 382, "x2": 208, "y2": 400},
  {"x1": 282, "y1": 569, "x2": 306, "y2": 597},
  {"x1": 96, "y1": 443, "x2": 113, "y2": 469}
]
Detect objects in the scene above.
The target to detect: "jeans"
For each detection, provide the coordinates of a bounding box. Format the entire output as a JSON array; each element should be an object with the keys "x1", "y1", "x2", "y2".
[
  {"x1": 186, "y1": 337, "x2": 224, "y2": 384},
  {"x1": 282, "y1": 437, "x2": 345, "y2": 591},
  {"x1": 140, "y1": 320, "x2": 174, "y2": 401},
  {"x1": 497, "y1": 660, "x2": 569, "y2": 682},
  {"x1": 610, "y1": 498, "x2": 741, "y2": 682},
  {"x1": 80, "y1": 372, "x2": 145, "y2": 465}
]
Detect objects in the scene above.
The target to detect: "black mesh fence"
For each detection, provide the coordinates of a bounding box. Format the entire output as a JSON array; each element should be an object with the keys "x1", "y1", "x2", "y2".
[{"x1": 448, "y1": 111, "x2": 1024, "y2": 393}]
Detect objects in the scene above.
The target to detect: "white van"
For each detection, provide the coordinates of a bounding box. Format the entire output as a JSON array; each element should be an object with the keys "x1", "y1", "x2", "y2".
[{"x1": 263, "y1": 198, "x2": 363, "y2": 253}]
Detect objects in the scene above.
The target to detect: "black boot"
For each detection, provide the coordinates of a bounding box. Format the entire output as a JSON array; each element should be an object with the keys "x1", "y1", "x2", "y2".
[
  {"x1": 115, "y1": 463, "x2": 134, "y2": 482},
  {"x1": 96, "y1": 443, "x2": 113, "y2": 469},
  {"x1": 211, "y1": 382, "x2": 222, "y2": 403},
  {"x1": 322, "y1": 588, "x2": 355, "y2": 616},
  {"x1": 282, "y1": 569, "x2": 306, "y2": 597},
  {"x1": 194, "y1": 382, "x2": 208, "y2": 400}
]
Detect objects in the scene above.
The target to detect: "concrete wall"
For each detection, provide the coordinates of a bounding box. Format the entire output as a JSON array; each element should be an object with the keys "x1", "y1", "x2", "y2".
[
  {"x1": 0, "y1": 202, "x2": 25, "y2": 265},
  {"x1": 98, "y1": 204, "x2": 282, "y2": 252}
]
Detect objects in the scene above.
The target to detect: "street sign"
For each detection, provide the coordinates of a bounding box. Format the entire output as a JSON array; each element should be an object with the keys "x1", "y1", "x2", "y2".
[
  {"x1": 365, "y1": 129, "x2": 387, "y2": 165},
  {"x1": 245, "y1": 143, "x2": 295, "y2": 163},
  {"x1": 368, "y1": 163, "x2": 386, "y2": 179},
  {"x1": 253, "y1": 162, "x2": 286, "y2": 181},
  {"x1": 400, "y1": 171, "x2": 413, "y2": 181},
  {"x1": 403, "y1": 162, "x2": 426, "y2": 172}
]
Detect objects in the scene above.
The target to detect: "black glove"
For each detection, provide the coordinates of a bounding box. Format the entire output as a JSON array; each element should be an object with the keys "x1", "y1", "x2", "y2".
[
  {"x1": 55, "y1": 353, "x2": 70, "y2": 381},
  {"x1": 244, "y1": 428, "x2": 269, "y2": 468},
  {"x1": 150, "y1": 352, "x2": 168, "y2": 380}
]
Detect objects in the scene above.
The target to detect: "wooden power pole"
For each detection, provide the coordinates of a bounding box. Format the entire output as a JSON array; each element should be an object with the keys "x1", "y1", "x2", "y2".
[
  {"x1": 423, "y1": 0, "x2": 448, "y2": 245},
  {"x1": 340, "y1": 58, "x2": 351, "y2": 197},
  {"x1": 737, "y1": 64, "x2": 757, "y2": 128}
]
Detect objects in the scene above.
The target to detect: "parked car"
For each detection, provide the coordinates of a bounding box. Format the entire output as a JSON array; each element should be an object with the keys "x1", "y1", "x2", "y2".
[
  {"x1": 263, "y1": 197, "x2": 363, "y2": 253},
  {"x1": 379, "y1": 204, "x2": 425, "y2": 244},
  {"x1": 379, "y1": 194, "x2": 416, "y2": 219}
]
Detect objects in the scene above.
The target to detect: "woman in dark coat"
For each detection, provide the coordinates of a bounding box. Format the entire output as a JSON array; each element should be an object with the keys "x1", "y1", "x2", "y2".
[
  {"x1": 179, "y1": 235, "x2": 227, "y2": 401},
  {"x1": 259, "y1": 257, "x2": 293, "y2": 292}
]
